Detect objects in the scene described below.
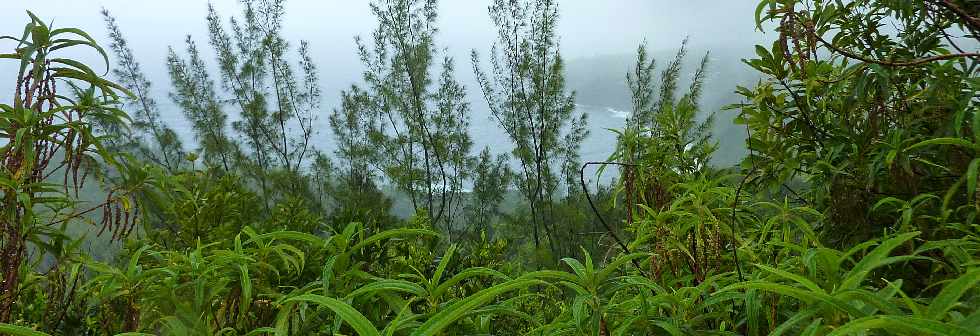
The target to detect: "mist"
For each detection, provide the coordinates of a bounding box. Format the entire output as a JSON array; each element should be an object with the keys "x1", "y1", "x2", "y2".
[{"x1": 0, "y1": 0, "x2": 769, "y2": 170}]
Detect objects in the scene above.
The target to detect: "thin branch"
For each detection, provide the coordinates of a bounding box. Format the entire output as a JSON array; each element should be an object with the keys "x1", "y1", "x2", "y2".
[
  {"x1": 810, "y1": 26, "x2": 979, "y2": 66},
  {"x1": 778, "y1": 79, "x2": 830, "y2": 142},
  {"x1": 47, "y1": 196, "x2": 116, "y2": 226},
  {"x1": 730, "y1": 116, "x2": 758, "y2": 283},
  {"x1": 781, "y1": 183, "x2": 808, "y2": 205},
  {"x1": 729, "y1": 170, "x2": 756, "y2": 283},
  {"x1": 931, "y1": 0, "x2": 980, "y2": 35},
  {"x1": 579, "y1": 161, "x2": 647, "y2": 277}
]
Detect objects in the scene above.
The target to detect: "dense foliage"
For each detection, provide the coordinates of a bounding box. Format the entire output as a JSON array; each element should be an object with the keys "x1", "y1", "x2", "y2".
[{"x1": 0, "y1": 0, "x2": 978, "y2": 335}]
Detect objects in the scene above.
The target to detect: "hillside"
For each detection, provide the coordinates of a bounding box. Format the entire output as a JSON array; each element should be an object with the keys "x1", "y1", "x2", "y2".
[{"x1": 565, "y1": 44, "x2": 760, "y2": 165}]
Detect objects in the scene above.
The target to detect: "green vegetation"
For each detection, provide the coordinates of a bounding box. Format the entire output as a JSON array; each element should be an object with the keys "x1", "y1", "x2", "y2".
[{"x1": 1, "y1": 0, "x2": 978, "y2": 335}]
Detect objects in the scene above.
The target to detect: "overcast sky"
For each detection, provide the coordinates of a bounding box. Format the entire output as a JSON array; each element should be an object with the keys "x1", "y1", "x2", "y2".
[
  {"x1": 1, "y1": 0, "x2": 766, "y2": 98},
  {"x1": 0, "y1": 0, "x2": 768, "y2": 166}
]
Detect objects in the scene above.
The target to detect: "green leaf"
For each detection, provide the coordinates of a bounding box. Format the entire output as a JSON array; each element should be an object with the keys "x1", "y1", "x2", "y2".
[
  {"x1": 432, "y1": 267, "x2": 510, "y2": 298},
  {"x1": 383, "y1": 298, "x2": 421, "y2": 336},
  {"x1": 243, "y1": 328, "x2": 276, "y2": 336},
  {"x1": 347, "y1": 228, "x2": 438, "y2": 253},
  {"x1": 925, "y1": 268, "x2": 980, "y2": 319},
  {"x1": 50, "y1": 57, "x2": 97, "y2": 77},
  {"x1": 973, "y1": 109, "x2": 980, "y2": 144},
  {"x1": 968, "y1": 159, "x2": 980, "y2": 202},
  {"x1": 322, "y1": 256, "x2": 337, "y2": 296},
  {"x1": 126, "y1": 245, "x2": 150, "y2": 278},
  {"x1": 0, "y1": 324, "x2": 50, "y2": 336},
  {"x1": 283, "y1": 294, "x2": 380, "y2": 336},
  {"x1": 48, "y1": 27, "x2": 109, "y2": 73},
  {"x1": 432, "y1": 244, "x2": 457, "y2": 286},
  {"x1": 410, "y1": 275, "x2": 549, "y2": 336},
  {"x1": 835, "y1": 289, "x2": 903, "y2": 316},
  {"x1": 239, "y1": 265, "x2": 252, "y2": 317},
  {"x1": 841, "y1": 232, "x2": 919, "y2": 290},
  {"x1": 596, "y1": 252, "x2": 648, "y2": 281},
  {"x1": 908, "y1": 137, "x2": 975, "y2": 151},
  {"x1": 346, "y1": 279, "x2": 426, "y2": 299},
  {"x1": 827, "y1": 316, "x2": 980, "y2": 336},
  {"x1": 754, "y1": 0, "x2": 770, "y2": 31},
  {"x1": 724, "y1": 281, "x2": 863, "y2": 317},
  {"x1": 651, "y1": 320, "x2": 686, "y2": 336},
  {"x1": 754, "y1": 263, "x2": 824, "y2": 294},
  {"x1": 245, "y1": 230, "x2": 322, "y2": 246},
  {"x1": 562, "y1": 257, "x2": 589, "y2": 281},
  {"x1": 771, "y1": 307, "x2": 820, "y2": 336}
]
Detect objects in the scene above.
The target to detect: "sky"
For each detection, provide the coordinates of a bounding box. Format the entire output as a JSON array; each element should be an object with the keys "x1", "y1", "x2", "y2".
[
  {"x1": 0, "y1": 0, "x2": 765, "y2": 56},
  {"x1": 0, "y1": 0, "x2": 769, "y2": 171},
  {"x1": 0, "y1": 0, "x2": 767, "y2": 98}
]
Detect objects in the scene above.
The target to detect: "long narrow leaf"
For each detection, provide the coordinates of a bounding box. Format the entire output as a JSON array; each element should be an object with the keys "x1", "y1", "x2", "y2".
[{"x1": 283, "y1": 294, "x2": 381, "y2": 336}]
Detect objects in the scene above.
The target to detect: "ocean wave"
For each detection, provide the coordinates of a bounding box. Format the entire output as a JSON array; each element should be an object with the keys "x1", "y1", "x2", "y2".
[{"x1": 606, "y1": 107, "x2": 631, "y2": 119}]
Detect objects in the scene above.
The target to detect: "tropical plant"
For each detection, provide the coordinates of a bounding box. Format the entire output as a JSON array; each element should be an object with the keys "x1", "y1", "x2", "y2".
[
  {"x1": 3, "y1": 1, "x2": 980, "y2": 335},
  {"x1": 0, "y1": 10, "x2": 136, "y2": 323}
]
